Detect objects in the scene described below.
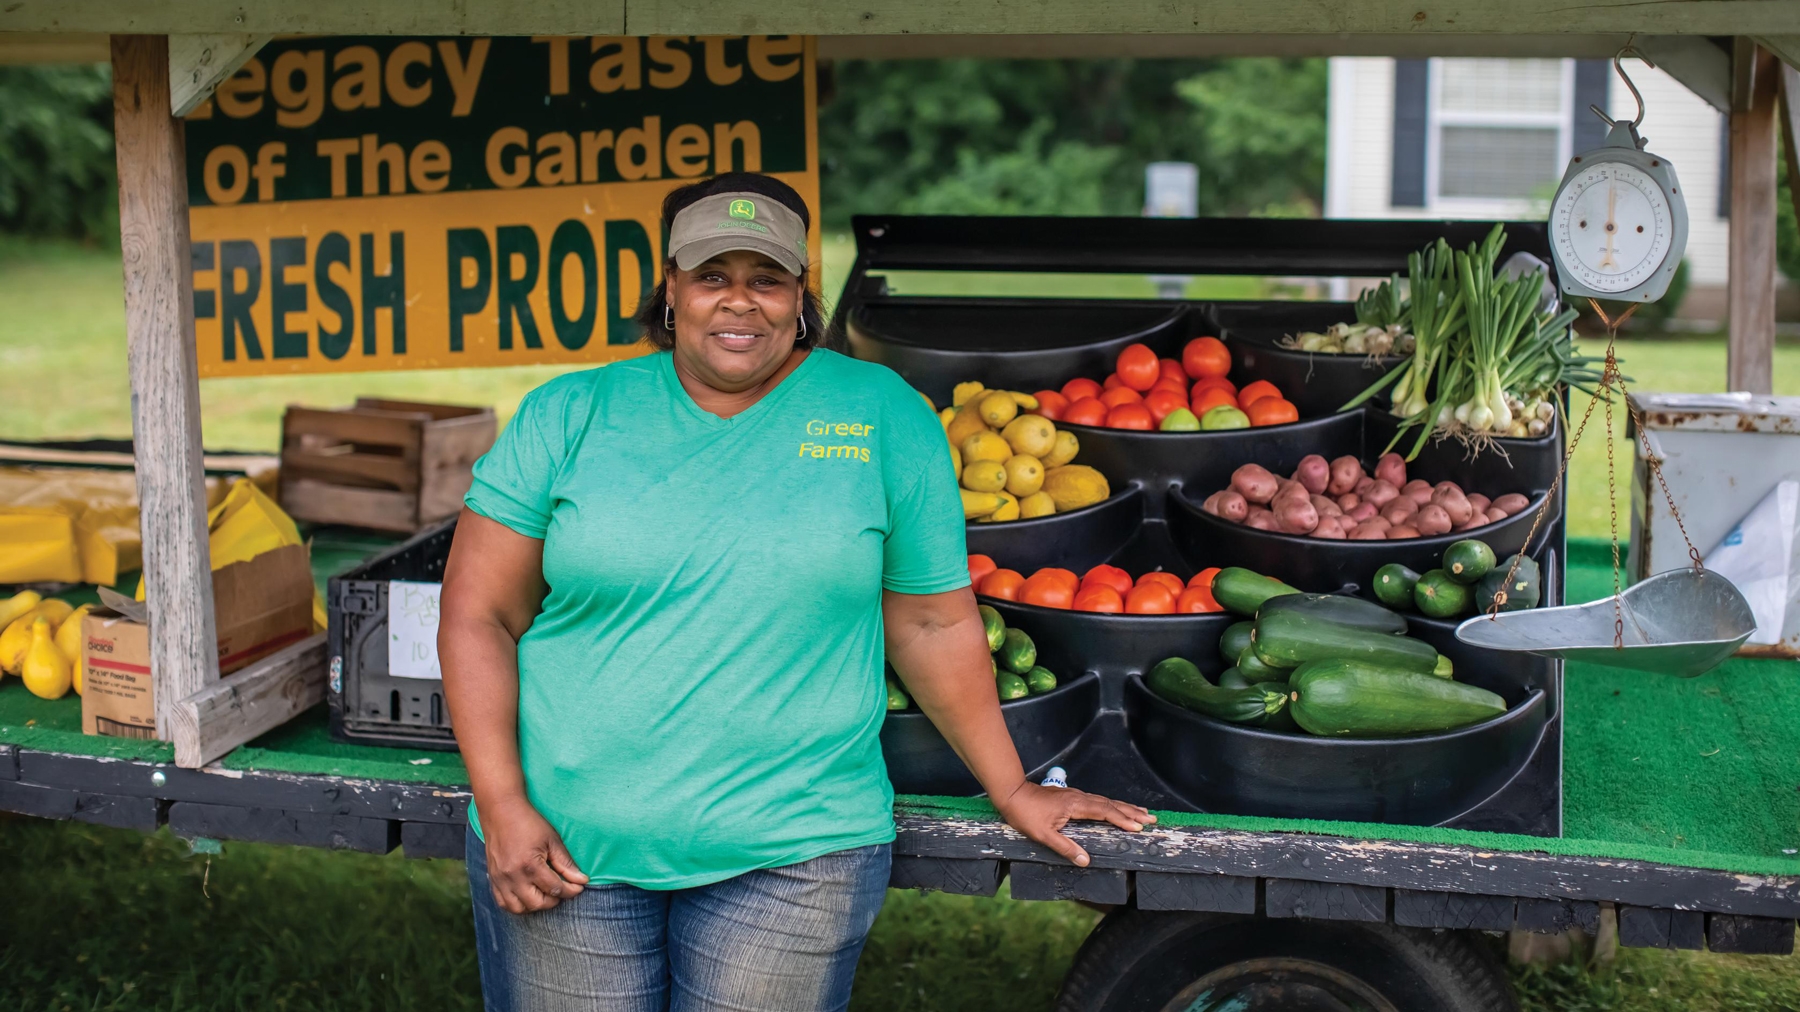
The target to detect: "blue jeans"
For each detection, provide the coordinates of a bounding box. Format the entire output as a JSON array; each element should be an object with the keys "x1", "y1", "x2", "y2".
[{"x1": 466, "y1": 825, "x2": 890, "y2": 1012}]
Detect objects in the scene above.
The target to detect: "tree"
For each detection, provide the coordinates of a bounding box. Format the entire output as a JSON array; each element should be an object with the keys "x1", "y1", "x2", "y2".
[{"x1": 0, "y1": 65, "x2": 116, "y2": 241}]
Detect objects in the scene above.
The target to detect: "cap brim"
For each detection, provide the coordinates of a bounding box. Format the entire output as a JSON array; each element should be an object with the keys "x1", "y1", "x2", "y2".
[{"x1": 672, "y1": 234, "x2": 805, "y2": 276}]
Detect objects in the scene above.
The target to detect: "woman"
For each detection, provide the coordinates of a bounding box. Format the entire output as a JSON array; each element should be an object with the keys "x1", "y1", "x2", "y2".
[{"x1": 439, "y1": 171, "x2": 1152, "y2": 1012}]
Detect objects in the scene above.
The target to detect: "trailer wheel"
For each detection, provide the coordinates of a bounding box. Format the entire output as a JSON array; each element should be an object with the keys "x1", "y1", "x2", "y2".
[{"x1": 1055, "y1": 908, "x2": 1515, "y2": 1012}]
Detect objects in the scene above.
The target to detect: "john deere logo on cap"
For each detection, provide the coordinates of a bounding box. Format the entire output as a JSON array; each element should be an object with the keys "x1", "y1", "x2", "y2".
[{"x1": 728, "y1": 199, "x2": 756, "y2": 220}]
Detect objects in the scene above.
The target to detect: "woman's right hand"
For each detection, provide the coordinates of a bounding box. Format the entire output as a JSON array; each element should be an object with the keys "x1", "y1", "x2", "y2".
[{"x1": 481, "y1": 795, "x2": 590, "y2": 913}]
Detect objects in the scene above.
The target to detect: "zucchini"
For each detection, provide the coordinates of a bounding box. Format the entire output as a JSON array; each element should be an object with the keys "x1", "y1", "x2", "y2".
[
  {"x1": 1147, "y1": 657, "x2": 1288, "y2": 724},
  {"x1": 1219, "y1": 621, "x2": 1255, "y2": 665},
  {"x1": 1477, "y1": 555, "x2": 1541, "y2": 612},
  {"x1": 1237, "y1": 643, "x2": 1290, "y2": 680},
  {"x1": 1211, "y1": 568, "x2": 1301, "y2": 616},
  {"x1": 1258, "y1": 593, "x2": 1408, "y2": 635},
  {"x1": 999, "y1": 628, "x2": 1037, "y2": 674},
  {"x1": 1372, "y1": 564, "x2": 1420, "y2": 609},
  {"x1": 1444, "y1": 540, "x2": 1497, "y2": 584},
  {"x1": 1414, "y1": 569, "x2": 1473, "y2": 618},
  {"x1": 1217, "y1": 666, "x2": 1250, "y2": 689},
  {"x1": 979, "y1": 605, "x2": 1005, "y2": 651},
  {"x1": 1250, "y1": 684, "x2": 1300, "y2": 731},
  {"x1": 1252, "y1": 608, "x2": 1439, "y2": 674},
  {"x1": 1289, "y1": 658, "x2": 1506, "y2": 737}
]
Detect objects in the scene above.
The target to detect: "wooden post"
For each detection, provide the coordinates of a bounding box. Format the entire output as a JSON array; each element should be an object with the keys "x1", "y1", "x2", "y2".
[
  {"x1": 1727, "y1": 42, "x2": 1780, "y2": 395},
  {"x1": 111, "y1": 35, "x2": 220, "y2": 741}
]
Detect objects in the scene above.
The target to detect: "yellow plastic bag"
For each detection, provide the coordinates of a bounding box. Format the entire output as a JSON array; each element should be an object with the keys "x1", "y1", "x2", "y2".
[
  {"x1": 0, "y1": 506, "x2": 82, "y2": 583},
  {"x1": 136, "y1": 479, "x2": 306, "y2": 600}
]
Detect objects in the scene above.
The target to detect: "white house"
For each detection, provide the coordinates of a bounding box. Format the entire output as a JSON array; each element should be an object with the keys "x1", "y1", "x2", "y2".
[{"x1": 1325, "y1": 56, "x2": 1764, "y2": 323}]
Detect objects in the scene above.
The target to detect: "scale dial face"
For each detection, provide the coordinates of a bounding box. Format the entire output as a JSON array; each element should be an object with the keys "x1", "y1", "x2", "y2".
[{"x1": 1550, "y1": 160, "x2": 1674, "y2": 295}]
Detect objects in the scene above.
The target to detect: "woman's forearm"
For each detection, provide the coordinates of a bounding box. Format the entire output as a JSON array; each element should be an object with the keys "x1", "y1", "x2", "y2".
[
  {"x1": 884, "y1": 596, "x2": 1028, "y2": 800},
  {"x1": 440, "y1": 616, "x2": 532, "y2": 810}
]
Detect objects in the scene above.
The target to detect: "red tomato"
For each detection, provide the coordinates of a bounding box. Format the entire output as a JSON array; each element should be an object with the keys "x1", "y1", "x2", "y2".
[
  {"x1": 1238, "y1": 380, "x2": 1282, "y2": 407},
  {"x1": 1246, "y1": 397, "x2": 1300, "y2": 427},
  {"x1": 1191, "y1": 375, "x2": 1237, "y2": 398},
  {"x1": 1031, "y1": 390, "x2": 1069, "y2": 421},
  {"x1": 1190, "y1": 386, "x2": 1239, "y2": 417},
  {"x1": 1187, "y1": 566, "x2": 1221, "y2": 589},
  {"x1": 1135, "y1": 571, "x2": 1186, "y2": 597},
  {"x1": 978, "y1": 569, "x2": 1025, "y2": 601},
  {"x1": 1102, "y1": 372, "x2": 1124, "y2": 391},
  {"x1": 1034, "y1": 567, "x2": 1080, "y2": 594},
  {"x1": 1124, "y1": 583, "x2": 1177, "y2": 614},
  {"x1": 1116, "y1": 344, "x2": 1161, "y2": 392},
  {"x1": 1143, "y1": 387, "x2": 1188, "y2": 425},
  {"x1": 1158, "y1": 358, "x2": 1188, "y2": 388},
  {"x1": 1080, "y1": 564, "x2": 1134, "y2": 597},
  {"x1": 1177, "y1": 587, "x2": 1224, "y2": 614},
  {"x1": 1061, "y1": 397, "x2": 1109, "y2": 427},
  {"x1": 1106, "y1": 403, "x2": 1155, "y2": 430},
  {"x1": 1151, "y1": 376, "x2": 1190, "y2": 397},
  {"x1": 1182, "y1": 337, "x2": 1232, "y2": 379},
  {"x1": 1061, "y1": 377, "x2": 1103, "y2": 403},
  {"x1": 1099, "y1": 386, "x2": 1144, "y2": 408},
  {"x1": 968, "y1": 554, "x2": 997, "y2": 588},
  {"x1": 1073, "y1": 585, "x2": 1125, "y2": 613},
  {"x1": 1018, "y1": 572, "x2": 1075, "y2": 610}
]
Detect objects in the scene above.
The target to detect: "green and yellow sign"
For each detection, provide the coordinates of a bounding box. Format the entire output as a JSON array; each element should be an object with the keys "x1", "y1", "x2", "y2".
[{"x1": 185, "y1": 35, "x2": 818, "y2": 377}]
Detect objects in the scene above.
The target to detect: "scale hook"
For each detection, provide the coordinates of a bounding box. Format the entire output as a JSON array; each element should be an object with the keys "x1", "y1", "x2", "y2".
[{"x1": 1589, "y1": 43, "x2": 1654, "y2": 132}]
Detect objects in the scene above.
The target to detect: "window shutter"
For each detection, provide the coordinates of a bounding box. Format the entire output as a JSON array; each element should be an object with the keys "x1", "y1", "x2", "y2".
[
  {"x1": 1717, "y1": 117, "x2": 1731, "y2": 218},
  {"x1": 1391, "y1": 59, "x2": 1429, "y2": 207},
  {"x1": 1572, "y1": 60, "x2": 1611, "y2": 155}
]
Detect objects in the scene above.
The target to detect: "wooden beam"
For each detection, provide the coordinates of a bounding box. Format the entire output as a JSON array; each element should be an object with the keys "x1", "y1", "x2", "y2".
[
  {"x1": 818, "y1": 33, "x2": 1650, "y2": 61},
  {"x1": 172, "y1": 634, "x2": 327, "y2": 769},
  {"x1": 0, "y1": 32, "x2": 108, "y2": 64},
  {"x1": 1728, "y1": 43, "x2": 1780, "y2": 395},
  {"x1": 1760, "y1": 35, "x2": 1800, "y2": 70},
  {"x1": 1638, "y1": 35, "x2": 1732, "y2": 113},
  {"x1": 111, "y1": 35, "x2": 220, "y2": 740},
  {"x1": 168, "y1": 33, "x2": 267, "y2": 117}
]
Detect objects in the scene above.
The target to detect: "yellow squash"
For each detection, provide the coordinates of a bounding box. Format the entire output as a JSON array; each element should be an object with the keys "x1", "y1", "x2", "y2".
[
  {"x1": 0, "y1": 599, "x2": 73, "y2": 675},
  {"x1": 21, "y1": 617, "x2": 72, "y2": 700},
  {"x1": 54, "y1": 604, "x2": 92, "y2": 695}
]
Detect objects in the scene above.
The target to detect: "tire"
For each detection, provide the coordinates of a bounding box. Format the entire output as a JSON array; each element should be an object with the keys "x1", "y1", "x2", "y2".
[{"x1": 1055, "y1": 908, "x2": 1516, "y2": 1012}]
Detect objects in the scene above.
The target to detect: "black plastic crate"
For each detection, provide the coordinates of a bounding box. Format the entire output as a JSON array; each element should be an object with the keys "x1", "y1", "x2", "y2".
[{"x1": 327, "y1": 518, "x2": 459, "y2": 750}]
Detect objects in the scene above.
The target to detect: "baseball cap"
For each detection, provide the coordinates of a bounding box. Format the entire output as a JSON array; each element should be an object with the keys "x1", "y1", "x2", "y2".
[{"x1": 668, "y1": 192, "x2": 809, "y2": 276}]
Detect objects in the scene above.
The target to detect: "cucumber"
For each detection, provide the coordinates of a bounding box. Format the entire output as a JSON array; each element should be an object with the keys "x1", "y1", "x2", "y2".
[
  {"x1": 1237, "y1": 644, "x2": 1290, "y2": 680},
  {"x1": 1443, "y1": 540, "x2": 1497, "y2": 584},
  {"x1": 996, "y1": 671, "x2": 1030, "y2": 701},
  {"x1": 1258, "y1": 593, "x2": 1408, "y2": 636},
  {"x1": 999, "y1": 628, "x2": 1037, "y2": 674},
  {"x1": 1253, "y1": 608, "x2": 1439, "y2": 674},
  {"x1": 1025, "y1": 665, "x2": 1058, "y2": 695},
  {"x1": 1477, "y1": 554, "x2": 1541, "y2": 612},
  {"x1": 979, "y1": 606, "x2": 1005, "y2": 651},
  {"x1": 1289, "y1": 658, "x2": 1506, "y2": 737},
  {"x1": 1217, "y1": 666, "x2": 1250, "y2": 689},
  {"x1": 1219, "y1": 622, "x2": 1256, "y2": 665},
  {"x1": 1211, "y1": 568, "x2": 1301, "y2": 616},
  {"x1": 1147, "y1": 657, "x2": 1288, "y2": 724},
  {"x1": 1372, "y1": 564, "x2": 1420, "y2": 609},
  {"x1": 1414, "y1": 569, "x2": 1473, "y2": 618},
  {"x1": 886, "y1": 676, "x2": 911, "y2": 711}
]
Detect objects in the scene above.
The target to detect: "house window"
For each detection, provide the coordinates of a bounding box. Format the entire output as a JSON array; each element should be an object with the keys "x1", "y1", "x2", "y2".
[{"x1": 1427, "y1": 58, "x2": 1574, "y2": 207}]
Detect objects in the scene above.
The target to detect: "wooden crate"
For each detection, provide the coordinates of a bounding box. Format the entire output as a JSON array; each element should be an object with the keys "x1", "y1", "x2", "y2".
[{"x1": 278, "y1": 398, "x2": 496, "y2": 533}]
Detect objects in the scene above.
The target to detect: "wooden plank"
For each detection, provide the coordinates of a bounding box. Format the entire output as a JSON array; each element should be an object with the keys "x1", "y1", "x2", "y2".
[
  {"x1": 1265, "y1": 879, "x2": 1387, "y2": 922},
  {"x1": 1761, "y1": 35, "x2": 1800, "y2": 72},
  {"x1": 1516, "y1": 898, "x2": 1580, "y2": 934},
  {"x1": 819, "y1": 33, "x2": 1650, "y2": 61},
  {"x1": 889, "y1": 856, "x2": 1003, "y2": 896},
  {"x1": 0, "y1": 32, "x2": 110, "y2": 64},
  {"x1": 167, "y1": 801, "x2": 398, "y2": 852},
  {"x1": 0, "y1": 779, "x2": 163, "y2": 831},
  {"x1": 282, "y1": 405, "x2": 424, "y2": 450},
  {"x1": 1708, "y1": 914, "x2": 1796, "y2": 954},
  {"x1": 1639, "y1": 35, "x2": 1732, "y2": 113},
  {"x1": 353, "y1": 397, "x2": 488, "y2": 421},
  {"x1": 0, "y1": 744, "x2": 16, "y2": 781},
  {"x1": 171, "y1": 633, "x2": 327, "y2": 769},
  {"x1": 1008, "y1": 863, "x2": 1130, "y2": 904},
  {"x1": 0, "y1": 444, "x2": 278, "y2": 474},
  {"x1": 1618, "y1": 906, "x2": 1706, "y2": 950},
  {"x1": 401, "y1": 819, "x2": 466, "y2": 860},
  {"x1": 1135, "y1": 872, "x2": 1257, "y2": 914},
  {"x1": 1728, "y1": 44, "x2": 1780, "y2": 395},
  {"x1": 280, "y1": 478, "x2": 420, "y2": 533},
  {"x1": 281, "y1": 450, "x2": 422, "y2": 492},
  {"x1": 167, "y1": 33, "x2": 267, "y2": 116},
  {"x1": 1393, "y1": 889, "x2": 1515, "y2": 931},
  {"x1": 417, "y1": 413, "x2": 496, "y2": 521},
  {"x1": 113, "y1": 35, "x2": 220, "y2": 739}
]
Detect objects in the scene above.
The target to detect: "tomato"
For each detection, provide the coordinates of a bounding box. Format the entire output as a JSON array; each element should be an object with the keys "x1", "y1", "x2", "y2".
[
  {"x1": 1018, "y1": 571, "x2": 1075, "y2": 610},
  {"x1": 1099, "y1": 386, "x2": 1143, "y2": 409},
  {"x1": 1191, "y1": 375, "x2": 1238, "y2": 398},
  {"x1": 1034, "y1": 567, "x2": 1080, "y2": 594},
  {"x1": 1115, "y1": 343, "x2": 1161, "y2": 391},
  {"x1": 1190, "y1": 385, "x2": 1239, "y2": 417},
  {"x1": 1187, "y1": 566, "x2": 1221, "y2": 589},
  {"x1": 1124, "y1": 583, "x2": 1177, "y2": 614},
  {"x1": 1158, "y1": 358, "x2": 1188, "y2": 388},
  {"x1": 1080, "y1": 564, "x2": 1133, "y2": 597},
  {"x1": 1151, "y1": 375, "x2": 1190, "y2": 397},
  {"x1": 1073, "y1": 585, "x2": 1124, "y2": 613},
  {"x1": 1102, "y1": 372, "x2": 1124, "y2": 390},
  {"x1": 1143, "y1": 388, "x2": 1188, "y2": 425},
  {"x1": 1135, "y1": 571, "x2": 1186, "y2": 597},
  {"x1": 968, "y1": 554, "x2": 998, "y2": 588},
  {"x1": 1182, "y1": 336, "x2": 1232, "y2": 379},
  {"x1": 1061, "y1": 397, "x2": 1109, "y2": 427},
  {"x1": 1238, "y1": 380, "x2": 1282, "y2": 407},
  {"x1": 1061, "y1": 377, "x2": 1103, "y2": 403},
  {"x1": 1177, "y1": 587, "x2": 1224, "y2": 614},
  {"x1": 1031, "y1": 390, "x2": 1069, "y2": 421},
  {"x1": 978, "y1": 569, "x2": 1025, "y2": 601},
  {"x1": 1106, "y1": 403, "x2": 1155, "y2": 430},
  {"x1": 1246, "y1": 397, "x2": 1300, "y2": 427}
]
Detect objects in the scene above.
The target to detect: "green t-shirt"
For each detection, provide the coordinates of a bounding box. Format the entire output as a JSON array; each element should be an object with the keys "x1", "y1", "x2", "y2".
[{"x1": 463, "y1": 349, "x2": 968, "y2": 889}]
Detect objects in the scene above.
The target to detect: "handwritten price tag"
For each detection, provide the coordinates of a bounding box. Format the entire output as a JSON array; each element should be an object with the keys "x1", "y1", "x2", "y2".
[{"x1": 388, "y1": 580, "x2": 443, "y2": 680}]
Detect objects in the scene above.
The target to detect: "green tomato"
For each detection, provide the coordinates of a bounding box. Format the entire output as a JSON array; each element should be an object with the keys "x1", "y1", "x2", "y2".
[
  {"x1": 1159, "y1": 407, "x2": 1201, "y2": 432},
  {"x1": 1201, "y1": 405, "x2": 1251, "y2": 430}
]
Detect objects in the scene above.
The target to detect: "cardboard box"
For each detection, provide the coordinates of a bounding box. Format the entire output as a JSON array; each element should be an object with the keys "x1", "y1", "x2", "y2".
[{"x1": 83, "y1": 543, "x2": 316, "y2": 738}]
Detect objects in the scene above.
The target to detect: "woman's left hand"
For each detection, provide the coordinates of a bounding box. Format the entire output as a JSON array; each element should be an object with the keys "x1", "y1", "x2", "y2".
[{"x1": 993, "y1": 780, "x2": 1157, "y2": 868}]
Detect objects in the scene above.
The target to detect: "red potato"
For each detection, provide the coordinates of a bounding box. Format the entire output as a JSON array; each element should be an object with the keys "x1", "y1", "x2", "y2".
[
  {"x1": 1491, "y1": 493, "x2": 1530, "y2": 516},
  {"x1": 1487, "y1": 507, "x2": 1511, "y2": 525},
  {"x1": 1353, "y1": 476, "x2": 1376, "y2": 497},
  {"x1": 1380, "y1": 500, "x2": 1418, "y2": 526},
  {"x1": 1214, "y1": 490, "x2": 1249, "y2": 522},
  {"x1": 1363, "y1": 515, "x2": 1393, "y2": 532},
  {"x1": 1349, "y1": 521, "x2": 1388, "y2": 540},
  {"x1": 1402, "y1": 479, "x2": 1434, "y2": 506},
  {"x1": 1310, "y1": 494, "x2": 1343, "y2": 517},
  {"x1": 1201, "y1": 491, "x2": 1224, "y2": 515},
  {"x1": 1365, "y1": 480, "x2": 1399, "y2": 508},
  {"x1": 1388, "y1": 524, "x2": 1422, "y2": 539},
  {"x1": 1374, "y1": 452, "x2": 1407, "y2": 489},
  {"x1": 1432, "y1": 488, "x2": 1474, "y2": 526},
  {"x1": 1346, "y1": 501, "x2": 1380, "y2": 523},
  {"x1": 1327, "y1": 456, "x2": 1364, "y2": 495},
  {"x1": 1466, "y1": 493, "x2": 1491, "y2": 515},
  {"x1": 1293, "y1": 454, "x2": 1331, "y2": 495},
  {"x1": 1275, "y1": 498, "x2": 1320, "y2": 535},
  {"x1": 1244, "y1": 509, "x2": 1281, "y2": 531},
  {"x1": 1272, "y1": 480, "x2": 1310, "y2": 505},
  {"x1": 1336, "y1": 492, "x2": 1361, "y2": 512},
  {"x1": 1414, "y1": 503, "x2": 1453, "y2": 536},
  {"x1": 1310, "y1": 517, "x2": 1347, "y2": 539},
  {"x1": 1231, "y1": 464, "x2": 1280, "y2": 504}
]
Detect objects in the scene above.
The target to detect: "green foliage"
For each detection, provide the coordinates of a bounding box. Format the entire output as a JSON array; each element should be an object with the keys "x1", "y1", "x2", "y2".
[
  {"x1": 0, "y1": 65, "x2": 116, "y2": 241},
  {"x1": 1777, "y1": 140, "x2": 1798, "y2": 283},
  {"x1": 819, "y1": 58, "x2": 1326, "y2": 226}
]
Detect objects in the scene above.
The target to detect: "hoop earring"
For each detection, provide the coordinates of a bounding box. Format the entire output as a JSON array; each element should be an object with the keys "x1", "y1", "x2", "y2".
[
  {"x1": 664, "y1": 302, "x2": 675, "y2": 331},
  {"x1": 797, "y1": 314, "x2": 808, "y2": 343}
]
